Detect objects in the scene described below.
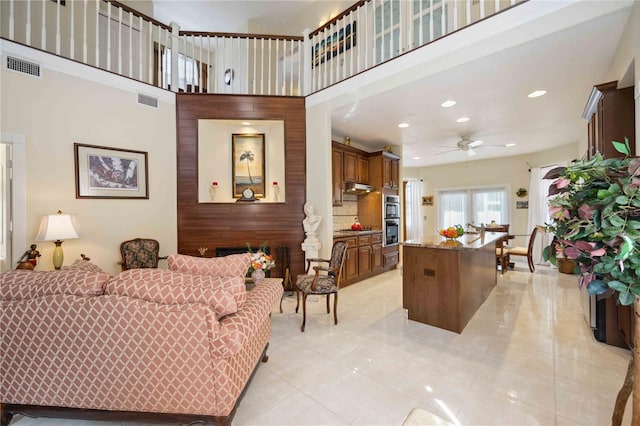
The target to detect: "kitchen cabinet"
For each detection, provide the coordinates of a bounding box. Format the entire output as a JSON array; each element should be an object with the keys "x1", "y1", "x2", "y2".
[
  {"x1": 334, "y1": 231, "x2": 390, "y2": 286},
  {"x1": 585, "y1": 81, "x2": 635, "y2": 159},
  {"x1": 383, "y1": 155, "x2": 400, "y2": 189},
  {"x1": 343, "y1": 150, "x2": 369, "y2": 183},
  {"x1": 383, "y1": 245, "x2": 399, "y2": 267},
  {"x1": 332, "y1": 147, "x2": 344, "y2": 206}
]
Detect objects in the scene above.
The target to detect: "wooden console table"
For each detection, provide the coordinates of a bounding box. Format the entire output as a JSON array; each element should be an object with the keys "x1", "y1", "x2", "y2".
[{"x1": 402, "y1": 232, "x2": 505, "y2": 333}]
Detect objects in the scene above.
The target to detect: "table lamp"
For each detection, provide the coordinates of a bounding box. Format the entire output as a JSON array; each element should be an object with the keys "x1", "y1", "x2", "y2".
[{"x1": 35, "y1": 210, "x2": 83, "y2": 270}]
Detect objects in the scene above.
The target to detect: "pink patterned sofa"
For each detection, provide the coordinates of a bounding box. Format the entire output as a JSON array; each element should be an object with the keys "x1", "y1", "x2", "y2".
[{"x1": 0, "y1": 254, "x2": 283, "y2": 426}]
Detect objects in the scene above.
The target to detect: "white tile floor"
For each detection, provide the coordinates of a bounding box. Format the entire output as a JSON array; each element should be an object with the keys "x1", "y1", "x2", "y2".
[{"x1": 8, "y1": 263, "x2": 633, "y2": 426}]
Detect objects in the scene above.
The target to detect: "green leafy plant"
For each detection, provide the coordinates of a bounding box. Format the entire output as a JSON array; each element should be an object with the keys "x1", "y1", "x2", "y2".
[
  {"x1": 543, "y1": 138, "x2": 640, "y2": 305},
  {"x1": 542, "y1": 138, "x2": 639, "y2": 425}
]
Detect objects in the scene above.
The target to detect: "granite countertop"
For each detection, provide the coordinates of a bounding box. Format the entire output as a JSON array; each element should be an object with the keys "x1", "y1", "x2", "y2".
[
  {"x1": 334, "y1": 229, "x2": 383, "y2": 238},
  {"x1": 403, "y1": 231, "x2": 507, "y2": 250}
]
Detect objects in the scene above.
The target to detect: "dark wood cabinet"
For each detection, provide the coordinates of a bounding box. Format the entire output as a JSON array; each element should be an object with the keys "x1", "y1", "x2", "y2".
[
  {"x1": 583, "y1": 80, "x2": 636, "y2": 349},
  {"x1": 585, "y1": 81, "x2": 635, "y2": 159},
  {"x1": 343, "y1": 150, "x2": 369, "y2": 183},
  {"x1": 372, "y1": 233, "x2": 383, "y2": 270},
  {"x1": 332, "y1": 147, "x2": 344, "y2": 206},
  {"x1": 341, "y1": 237, "x2": 358, "y2": 282},
  {"x1": 383, "y1": 156, "x2": 400, "y2": 189},
  {"x1": 369, "y1": 151, "x2": 400, "y2": 192},
  {"x1": 335, "y1": 231, "x2": 393, "y2": 286},
  {"x1": 383, "y1": 245, "x2": 399, "y2": 267}
]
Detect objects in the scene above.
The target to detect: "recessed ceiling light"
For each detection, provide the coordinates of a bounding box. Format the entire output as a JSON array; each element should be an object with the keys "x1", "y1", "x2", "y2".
[
  {"x1": 241, "y1": 121, "x2": 251, "y2": 125},
  {"x1": 412, "y1": 156, "x2": 421, "y2": 160},
  {"x1": 528, "y1": 90, "x2": 546, "y2": 98},
  {"x1": 398, "y1": 123, "x2": 409, "y2": 128},
  {"x1": 456, "y1": 117, "x2": 470, "y2": 123},
  {"x1": 505, "y1": 143, "x2": 516, "y2": 147},
  {"x1": 441, "y1": 100, "x2": 456, "y2": 108}
]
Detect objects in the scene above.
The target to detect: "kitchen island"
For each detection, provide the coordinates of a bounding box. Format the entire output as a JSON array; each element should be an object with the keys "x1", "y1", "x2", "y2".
[{"x1": 402, "y1": 231, "x2": 506, "y2": 333}]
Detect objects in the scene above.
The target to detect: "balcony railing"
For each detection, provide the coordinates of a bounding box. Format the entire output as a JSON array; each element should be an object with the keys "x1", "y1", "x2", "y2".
[{"x1": 0, "y1": 0, "x2": 525, "y2": 96}]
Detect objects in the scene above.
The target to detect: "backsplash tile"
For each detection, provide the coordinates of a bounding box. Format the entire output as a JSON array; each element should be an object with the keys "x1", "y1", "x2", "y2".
[{"x1": 333, "y1": 194, "x2": 358, "y2": 230}]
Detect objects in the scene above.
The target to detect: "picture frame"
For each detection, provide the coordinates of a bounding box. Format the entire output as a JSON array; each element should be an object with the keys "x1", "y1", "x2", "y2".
[
  {"x1": 422, "y1": 196, "x2": 434, "y2": 206},
  {"x1": 516, "y1": 201, "x2": 529, "y2": 209},
  {"x1": 312, "y1": 21, "x2": 357, "y2": 68},
  {"x1": 232, "y1": 133, "x2": 265, "y2": 198},
  {"x1": 74, "y1": 143, "x2": 148, "y2": 199}
]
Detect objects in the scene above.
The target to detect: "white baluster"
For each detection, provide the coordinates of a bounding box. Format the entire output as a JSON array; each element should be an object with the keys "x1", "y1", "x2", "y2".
[
  {"x1": 41, "y1": 0, "x2": 46, "y2": 50},
  {"x1": 453, "y1": 0, "x2": 458, "y2": 31},
  {"x1": 138, "y1": 16, "x2": 143, "y2": 81},
  {"x1": 253, "y1": 37, "x2": 257, "y2": 94},
  {"x1": 106, "y1": 2, "x2": 111, "y2": 71},
  {"x1": 55, "y1": 0, "x2": 61, "y2": 54},
  {"x1": 117, "y1": 7, "x2": 123, "y2": 75},
  {"x1": 147, "y1": 20, "x2": 152, "y2": 84},
  {"x1": 260, "y1": 37, "x2": 264, "y2": 95},
  {"x1": 289, "y1": 39, "x2": 294, "y2": 96},
  {"x1": 8, "y1": 0, "x2": 14, "y2": 41},
  {"x1": 268, "y1": 38, "x2": 272, "y2": 95},
  {"x1": 349, "y1": 11, "x2": 354, "y2": 77},
  {"x1": 207, "y1": 35, "x2": 211, "y2": 94},
  {"x1": 70, "y1": 0, "x2": 75, "y2": 59},
  {"x1": 199, "y1": 35, "x2": 203, "y2": 93},
  {"x1": 380, "y1": 0, "x2": 385, "y2": 62},
  {"x1": 83, "y1": 0, "x2": 88, "y2": 62},
  {"x1": 128, "y1": 11, "x2": 133, "y2": 77},
  {"x1": 275, "y1": 38, "x2": 280, "y2": 95},
  {"x1": 26, "y1": 0, "x2": 31, "y2": 46},
  {"x1": 94, "y1": 0, "x2": 100, "y2": 67},
  {"x1": 495, "y1": 0, "x2": 500, "y2": 12},
  {"x1": 390, "y1": 1, "x2": 394, "y2": 57},
  {"x1": 441, "y1": 0, "x2": 446, "y2": 37},
  {"x1": 297, "y1": 38, "x2": 302, "y2": 95},
  {"x1": 480, "y1": 0, "x2": 485, "y2": 19},
  {"x1": 363, "y1": 1, "x2": 368, "y2": 71},
  {"x1": 429, "y1": 0, "x2": 434, "y2": 43},
  {"x1": 466, "y1": 0, "x2": 471, "y2": 26}
]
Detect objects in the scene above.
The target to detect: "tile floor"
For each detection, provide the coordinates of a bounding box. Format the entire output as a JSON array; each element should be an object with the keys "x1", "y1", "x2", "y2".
[{"x1": 8, "y1": 263, "x2": 633, "y2": 426}]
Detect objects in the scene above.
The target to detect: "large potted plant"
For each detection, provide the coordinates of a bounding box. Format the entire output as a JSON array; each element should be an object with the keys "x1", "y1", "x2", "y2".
[{"x1": 542, "y1": 138, "x2": 639, "y2": 425}]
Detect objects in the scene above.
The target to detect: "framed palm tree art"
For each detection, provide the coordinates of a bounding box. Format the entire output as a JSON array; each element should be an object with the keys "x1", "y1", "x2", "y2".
[{"x1": 232, "y1": 133, "x2": 266, "y2": 198}]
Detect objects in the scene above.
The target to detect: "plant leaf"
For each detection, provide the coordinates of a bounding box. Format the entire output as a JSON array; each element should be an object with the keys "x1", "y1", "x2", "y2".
[
  {"x1": 607, "y1": 280, "x2": 628, "y2": 292},
  {"x1": 543, "y1": 167, "x2": 567, "y2": 180},
  {"x1": 612, "y1": 138, "x2": 630, "y2": 156},
  {"x1": 618, "y1": 290, "x2": 635, "y2": 306},
  {"x1": 587, "y1": 279, "x2": 609, "y2": 295}
]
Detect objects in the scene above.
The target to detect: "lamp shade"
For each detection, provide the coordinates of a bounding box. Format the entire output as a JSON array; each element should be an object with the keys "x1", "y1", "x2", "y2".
[{"x1": 35, "y1": 211, "x2": 83, "y2": 242}]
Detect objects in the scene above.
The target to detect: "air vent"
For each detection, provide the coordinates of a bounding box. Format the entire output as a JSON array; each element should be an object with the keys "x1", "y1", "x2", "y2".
[
  {"x1": 137, "y1": 92, "x2": 158, "y2": 108},
  {"x1": 5, "y1": 56, "x2": 41, "y2": 78}
]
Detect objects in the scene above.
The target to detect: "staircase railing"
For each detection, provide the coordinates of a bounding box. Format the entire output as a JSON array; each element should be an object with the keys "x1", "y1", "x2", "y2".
[{"x1": 0, "y1": 0, "x2": 525, "y2": 96}]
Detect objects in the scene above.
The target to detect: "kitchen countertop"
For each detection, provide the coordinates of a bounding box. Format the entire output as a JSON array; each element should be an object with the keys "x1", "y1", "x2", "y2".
[
  {"x1": 334, "y1": 229, "x2": 383, "y2": 238},
  {"x1": 403, "y1": 231, "x2": 506, "y2": 250}
]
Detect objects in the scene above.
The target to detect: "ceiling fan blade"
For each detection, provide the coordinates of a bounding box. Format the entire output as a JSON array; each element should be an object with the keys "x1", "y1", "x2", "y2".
[
  {"x1": 468, "y1": 140, "x2": 484, "y2": 148},
  {"x1": 435, "y1": 148, "x2": 460, "y2": 156},
  {"x1": 467, "y1": 149, "x2": 477, "y2": 156}
]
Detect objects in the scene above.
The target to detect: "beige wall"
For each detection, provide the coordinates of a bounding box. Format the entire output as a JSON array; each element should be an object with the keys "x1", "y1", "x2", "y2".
[
  {"x1": 1, "y1": 62, "x2": 176, "y2": 274},
  {"x1": 405, "y1": 143, "x2": 580, "y2": 246}
]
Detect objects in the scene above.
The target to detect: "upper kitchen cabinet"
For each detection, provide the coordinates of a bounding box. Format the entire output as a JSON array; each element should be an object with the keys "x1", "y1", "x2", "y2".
[
  {"x1": 343, "y1": 149, "x2": 369, "y2": 183},
  {"x1": 370, "y1": 151, "x2": 401, "y2": 192},
  {"x1": 584, "y1": 81, "x2": 635, "y2": 159}
]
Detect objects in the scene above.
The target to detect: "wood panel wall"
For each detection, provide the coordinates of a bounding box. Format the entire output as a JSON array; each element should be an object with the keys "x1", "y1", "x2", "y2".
[{"x1": 176, "y1": 94, "x2": 306, "y2": 288}]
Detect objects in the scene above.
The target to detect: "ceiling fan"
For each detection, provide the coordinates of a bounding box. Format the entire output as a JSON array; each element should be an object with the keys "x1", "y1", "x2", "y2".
[{"x1": 436, "y1": 137, "x2": 505, "y2": 156}]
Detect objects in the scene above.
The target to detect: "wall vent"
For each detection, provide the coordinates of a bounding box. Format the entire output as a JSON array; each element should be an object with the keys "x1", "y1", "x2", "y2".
[
  {"x1": 5, "y1": 56, "x2": 41, "y2": 78},
  {"x1": 137, "y1": 92, "x2": 158, "y2": 108}
]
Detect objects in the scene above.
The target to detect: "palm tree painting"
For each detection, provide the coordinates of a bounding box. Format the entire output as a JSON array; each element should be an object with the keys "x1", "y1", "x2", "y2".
[{"x1": 232, "y1": 133, "x2": 265, "y2": 198}]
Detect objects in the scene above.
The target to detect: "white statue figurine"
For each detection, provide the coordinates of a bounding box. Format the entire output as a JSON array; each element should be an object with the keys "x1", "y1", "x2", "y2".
[{"x1": 302, "y1": 202, "x2": 321, "y2": 243}]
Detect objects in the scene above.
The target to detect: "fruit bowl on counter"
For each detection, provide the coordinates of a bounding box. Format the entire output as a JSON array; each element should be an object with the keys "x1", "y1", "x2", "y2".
[{"x1": 438, "y1": 225, "x2": 465, "y2": 240}]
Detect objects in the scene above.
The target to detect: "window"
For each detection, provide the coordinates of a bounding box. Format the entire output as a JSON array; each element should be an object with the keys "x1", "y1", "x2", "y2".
[{"x1": 437, "y1": 187, "x2": 508, "y2": 228}]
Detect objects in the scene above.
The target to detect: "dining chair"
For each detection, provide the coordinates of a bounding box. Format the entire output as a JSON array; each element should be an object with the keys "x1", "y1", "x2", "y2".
[
  {"x1": 490, "y1": 224, "x2": 511, "y2": 274},
  {"x1": 118, "y1": 238, "x2": 167, "y2": 271},
  {"x1": 295, "y1": 241, "x2": 348, "y2": 332},
  {"x1": 505, "y1": 227, "x2": 539, "y2": 272}
]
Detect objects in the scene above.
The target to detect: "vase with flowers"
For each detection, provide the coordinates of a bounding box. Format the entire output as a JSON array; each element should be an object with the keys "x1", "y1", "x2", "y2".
[
  {"x1": 542, "y1": 138, "x2": 639, "y2": 425},
  {"x1": 246, "y1": 241, "x2": 275, "y2": 282}
]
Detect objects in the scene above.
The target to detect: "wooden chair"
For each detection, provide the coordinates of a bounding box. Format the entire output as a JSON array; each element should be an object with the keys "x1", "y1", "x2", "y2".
[
  {"x1": 118, "y1": 238, "x2": 167, "y2": 271},
  {"x1": 295, "y1": 241, "x2": 348, "y2": 332},
  {"x1": 505, "y1": 227, "x2": 539, "y2": 272},
  {"x1": 489, "y1": 224, "x2": 511, "y2": 274}
]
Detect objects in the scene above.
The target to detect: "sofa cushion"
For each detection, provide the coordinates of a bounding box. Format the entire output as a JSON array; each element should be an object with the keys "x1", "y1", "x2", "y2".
[
  {"x1": 104, "y1": 269, "x2": 246, "y2": 317},
  {"x1": 0, "y1": 269, "x2": 111, "y2": 301},
  {"x1": 62, "y1": 259, "x2": 105, "y2": 273},
  {"x1": 167, "y1": 253, "x2": 251, "y2": 278}
]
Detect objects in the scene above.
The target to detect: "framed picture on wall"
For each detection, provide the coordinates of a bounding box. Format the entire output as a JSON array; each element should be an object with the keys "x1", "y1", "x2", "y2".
[
  {"x1": 422, "y1": 196, "x2": 434, "y2": 206},
  {"x1": 232, "y1": 133, "x2": 265, "y2": 198},
  {"x1": 516, "y1": 201, "x2": 529, "y2": 209},
  {"x1": 74, "y1": 143, "x2": 149, "y2": 199}
]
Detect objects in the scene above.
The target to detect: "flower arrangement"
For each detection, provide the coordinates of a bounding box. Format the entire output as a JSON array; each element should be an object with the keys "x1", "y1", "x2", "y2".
[{"x1": 246, "y1": 241, "x2": 275, "y2": 273}]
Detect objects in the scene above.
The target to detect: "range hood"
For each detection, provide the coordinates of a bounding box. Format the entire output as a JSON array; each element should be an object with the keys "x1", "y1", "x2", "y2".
[{"x1": 345, "y1": 182, "x2": 375, "y2": 194}]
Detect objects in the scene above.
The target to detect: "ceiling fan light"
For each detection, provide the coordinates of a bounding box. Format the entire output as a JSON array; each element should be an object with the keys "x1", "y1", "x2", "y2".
[
  {"x1": 528, "y1": 90, "x2": 547, "y2": 98},
  {"x1": 456, "y1": 117, "x2": 470, "y2": 123},
  {"x1": 398, "y1": 123, "x2": 409, "y2": 128},
  {"x1": 505, "y1": 143, "x2": 516, "y2": 147},
  {"x1": 441, "y1": 100, "x2": 456, "y2": 108}
]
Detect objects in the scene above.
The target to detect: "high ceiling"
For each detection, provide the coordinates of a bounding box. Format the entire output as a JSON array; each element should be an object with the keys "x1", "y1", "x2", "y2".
[{"x1": 150, "y1": 1, "x2": 635, "y2": 168}]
